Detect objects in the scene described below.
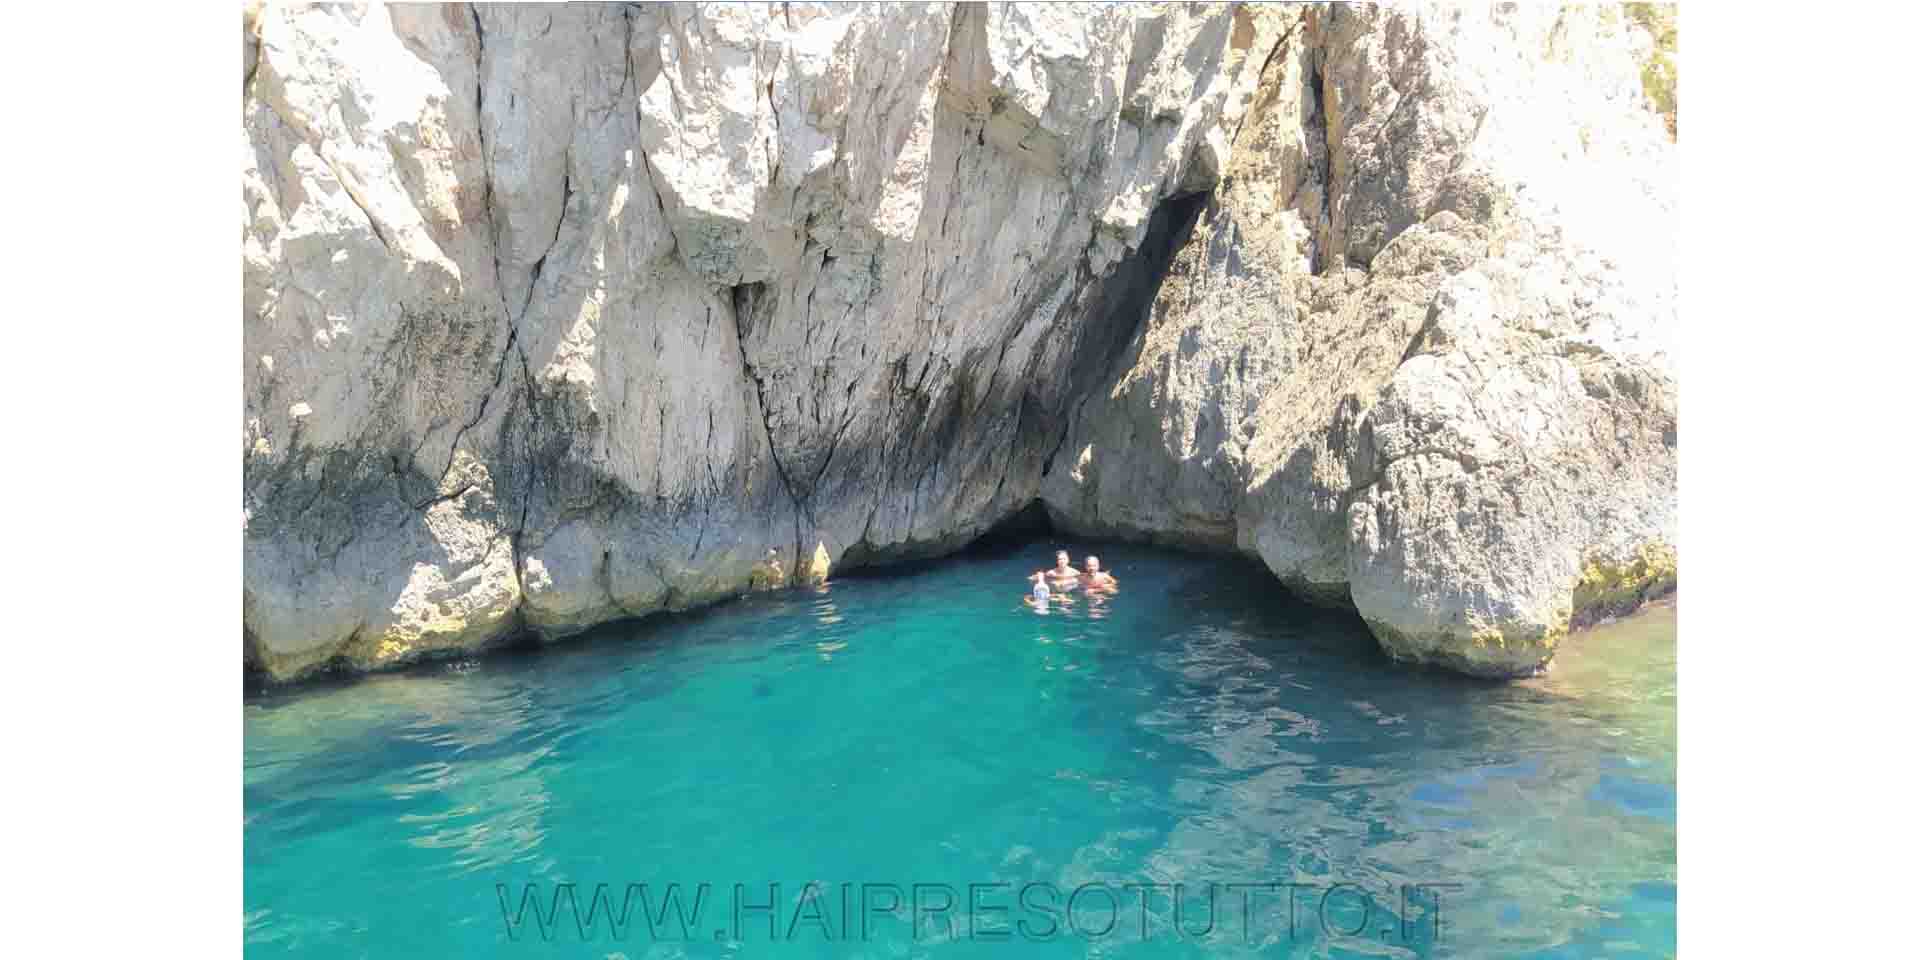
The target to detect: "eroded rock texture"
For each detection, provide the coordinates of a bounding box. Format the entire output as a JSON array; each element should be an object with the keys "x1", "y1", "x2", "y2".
[
  {"x1": 244, "y1": 2, "x2": 1677, "y2": 682},
  {"x1": 1040, "y1": 4, "x2": 1677, "y2": 677}
]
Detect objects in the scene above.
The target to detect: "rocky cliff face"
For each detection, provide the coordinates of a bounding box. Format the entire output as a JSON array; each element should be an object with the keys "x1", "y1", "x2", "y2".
[
  {"x1": 244, "y1": 2, "x2": 1677, "y2": 682},
  {"x1": 1040, "y1": 4, "x2": 1678, "y2": 676}
]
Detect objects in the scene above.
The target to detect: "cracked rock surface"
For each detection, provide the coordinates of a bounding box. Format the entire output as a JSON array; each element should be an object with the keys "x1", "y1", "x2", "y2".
[
  {"x1": 244, "y1": 2, "x2": 1676, "y2": 682},
  {"x1": 1039, "y1": 4, "x2": 1677, "y2": 677}
]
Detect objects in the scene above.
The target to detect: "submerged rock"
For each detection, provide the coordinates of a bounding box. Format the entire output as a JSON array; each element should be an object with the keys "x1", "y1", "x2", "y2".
[{"x1": 244, "y1": 3, "x2": 1677, "y2": 681}]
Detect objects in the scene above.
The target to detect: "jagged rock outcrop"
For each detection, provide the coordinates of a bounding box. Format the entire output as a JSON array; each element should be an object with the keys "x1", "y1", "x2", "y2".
[
  {"x1": 244, "y1": 2, "x2": 1677, "y2": 682},
  {"x1": 243, "y1": 1, "x2": 1288, "y2": 680},
  {"x1": 1040, "y1": 4, "x2": 1677, "y2": 677}
]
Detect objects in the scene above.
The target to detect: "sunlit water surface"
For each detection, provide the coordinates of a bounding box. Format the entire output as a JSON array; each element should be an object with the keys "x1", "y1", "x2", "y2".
[{"x1": 245, "y1": 543, "x2": 1676, "y2": 958}]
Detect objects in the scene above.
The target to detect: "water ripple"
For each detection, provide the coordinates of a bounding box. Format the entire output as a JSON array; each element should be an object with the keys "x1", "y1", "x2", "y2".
[{"x1": 245, "y1": 547, "x2": 1676, "y2": 957}]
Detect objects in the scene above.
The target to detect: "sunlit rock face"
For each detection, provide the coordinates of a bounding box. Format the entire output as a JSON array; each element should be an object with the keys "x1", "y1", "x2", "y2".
[
  {"x1": 244, "y1": 2, "x2": 1676, "y2": 682},
  {"x1": 242, "y1": 2, "x2": 1287, "y2": 680},
  {"x1": 1040, "y1": 4, "x2": 1677, "y2": 677}
]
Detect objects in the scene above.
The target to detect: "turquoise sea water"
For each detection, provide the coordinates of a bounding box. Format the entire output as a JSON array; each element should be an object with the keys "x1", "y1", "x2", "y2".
[{"x1": 244, "y1": 542, "x2": 1676, "y2": 958}]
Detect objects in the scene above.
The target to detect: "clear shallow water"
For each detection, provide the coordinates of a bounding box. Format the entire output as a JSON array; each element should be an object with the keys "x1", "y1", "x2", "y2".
[{"x1": 245, "y1": 543, "x2": 1676, "y2": 958}]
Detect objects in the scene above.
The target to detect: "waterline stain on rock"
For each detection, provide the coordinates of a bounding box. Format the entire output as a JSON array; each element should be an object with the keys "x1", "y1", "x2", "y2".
[{"x1": 1572, "y1": 542, "x2": 1679, "y2": 629}]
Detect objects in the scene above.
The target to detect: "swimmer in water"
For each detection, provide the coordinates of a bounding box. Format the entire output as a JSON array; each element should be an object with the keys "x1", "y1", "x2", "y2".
[
  {"x1": 1046, "y1": 550, "x2": 1081, "y2": 591},
  {"x1": 1082, "y1": 555, "x2": 1118, "y2": 593}
]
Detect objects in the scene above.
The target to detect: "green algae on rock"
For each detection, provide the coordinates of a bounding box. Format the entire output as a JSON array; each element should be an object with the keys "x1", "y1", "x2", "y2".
[
  {"x1": 1574, "y1": 542, "x2": 1679, "y2": 628},
  {"x1": 1365, "y1": 617, "x2": 1567, "y2": 680}
]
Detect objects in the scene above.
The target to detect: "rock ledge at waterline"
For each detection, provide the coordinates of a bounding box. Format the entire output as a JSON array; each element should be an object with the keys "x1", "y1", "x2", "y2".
[{"x1": 244, "y1": 3, "x2": 1677, "y2": 682}]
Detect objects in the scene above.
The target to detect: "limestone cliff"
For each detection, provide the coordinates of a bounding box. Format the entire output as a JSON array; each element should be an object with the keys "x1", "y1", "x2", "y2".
[
  {"x1": 1039, "y1": 4, "x2": 1677, "y2": 677},
  {"x1": 244, "y1": 2, "x2": 1677, "y2": 682}
]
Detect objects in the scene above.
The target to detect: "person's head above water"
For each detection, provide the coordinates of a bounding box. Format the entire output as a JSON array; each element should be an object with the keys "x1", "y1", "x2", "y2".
[
  {"x1": 1086, "y1": 555, "x2": 1101, "y2": 572},
  {"x1": 1055, "y1": 550, "x2": 1072, "y2": 567}
]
